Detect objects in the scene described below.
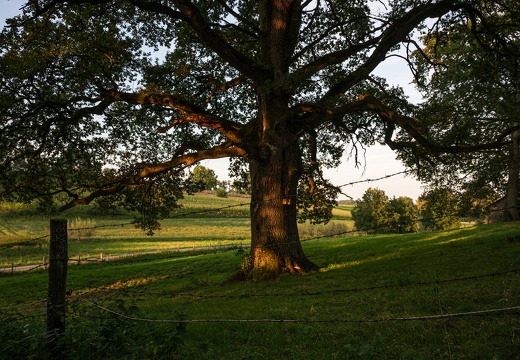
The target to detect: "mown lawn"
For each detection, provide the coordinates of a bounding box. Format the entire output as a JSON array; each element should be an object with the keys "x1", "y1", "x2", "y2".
[{"x1": 1, "y1": 212, "x2": 519, "y2": 359}]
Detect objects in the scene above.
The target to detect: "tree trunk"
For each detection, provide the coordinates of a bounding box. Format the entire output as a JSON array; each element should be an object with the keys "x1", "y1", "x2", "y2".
[
  {"x1": 505, "y1": 120, "x2": 519, "y2": 221},
  {"x1": 248, "y1": 141, "x2": 319, "y2": 277},
  {"x1": 242, "y1": 1, "x2": 318, "y2": 277},
  {"x1": 246, "y1": 95, "x2": 319, "y2": 277}
]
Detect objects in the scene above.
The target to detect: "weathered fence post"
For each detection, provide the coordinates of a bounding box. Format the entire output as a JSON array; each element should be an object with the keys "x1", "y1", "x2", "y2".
[{"x1": 47, "y1": 218, "x2": 68, "y2": 360}]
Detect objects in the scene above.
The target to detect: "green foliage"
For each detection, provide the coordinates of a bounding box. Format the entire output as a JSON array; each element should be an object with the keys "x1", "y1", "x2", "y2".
[
  {"x1": 419, "y1": 188, "x2": 461, "y2": 231},
  {"x1": 407, "y1": 2, "x2": 520, "y2": 210},
  {"x1": 0, "y1": 299, "x2": 186, "y2": 360},
  {"x1": 351, "y1": 188, "x2": 390, "y2": 233},
  {"x1": 352, "y1": 188, "x2": 418, "y2": 233},
  {"x1": 387, "y1": 196, "x2": 419, "y2": 233},
  {"x1": 0, "y1": 317, "x2": 49, "y2": 360},
  {"x1": 297, "y1": 175, "x2": 339, "y2": 225},
  {"x1": 190, "y1": 165, "x2": 218, "y2": 191},
  {"x1": 228, "y1": 157, "x2": 251, "y2": 195},
  {"x1": 66, "y1": 298, "x2": 186, "y2": 359},
  {"x1": 121, "y1": 177, "x2": 184, "y2": 236},
  {"x1": 215, "y1": 187, "x2": 228, "y2": 198}
]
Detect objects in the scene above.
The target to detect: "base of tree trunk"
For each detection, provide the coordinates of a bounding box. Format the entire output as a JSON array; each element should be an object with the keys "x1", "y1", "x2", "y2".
[{"x1": 231, "y1": 250, "x2": 320, "y2": 281}]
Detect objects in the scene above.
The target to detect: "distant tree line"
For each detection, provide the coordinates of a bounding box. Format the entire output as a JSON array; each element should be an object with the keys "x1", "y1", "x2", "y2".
[{"x1": 350, "y1": 187, "x2": 483, "y2": 234}]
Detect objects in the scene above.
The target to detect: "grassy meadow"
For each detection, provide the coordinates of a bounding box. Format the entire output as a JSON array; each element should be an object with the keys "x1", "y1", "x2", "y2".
[{"x1": 1, "y1": 193, "x2": 520, "y2": 359}]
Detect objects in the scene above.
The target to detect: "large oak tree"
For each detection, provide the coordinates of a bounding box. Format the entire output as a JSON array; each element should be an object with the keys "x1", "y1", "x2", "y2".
[{"x1": 1, "y1": 0, "x2": 518, "y2": 276}]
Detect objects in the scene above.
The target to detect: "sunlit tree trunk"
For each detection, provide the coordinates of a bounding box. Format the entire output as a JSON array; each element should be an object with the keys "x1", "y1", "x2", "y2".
[{"x1": 247, "y1": 94, "x2": 319, "y2": 277}]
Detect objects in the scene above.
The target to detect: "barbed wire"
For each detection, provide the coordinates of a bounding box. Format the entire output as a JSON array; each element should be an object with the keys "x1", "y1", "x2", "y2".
[
  {"x1": 79, "y1": 298, "x2": 520, "y2": 324},
  {"x1": 1, "y1": 189, "x2": 518, "y2": 273},
  {"x1": 3, "y1": 178, "x2": 516, "y2": 244},
  {"x1": 336, "y1": 169, "x2": 415, "y2": 189},
  {"x1": 68, "y1": 267, "x2": 519, "y2": 300},
  {"x1": 2, "y1": 203, "x2": 518, "y2": 274},
  {"x1": 0, "y1": 168, "x2": 416, "y2": 236}
]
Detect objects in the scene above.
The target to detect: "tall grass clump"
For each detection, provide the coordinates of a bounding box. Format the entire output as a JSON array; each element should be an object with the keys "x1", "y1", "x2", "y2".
[{"x1": 0, "y1": 298, "x2": 186, "y2": 360}]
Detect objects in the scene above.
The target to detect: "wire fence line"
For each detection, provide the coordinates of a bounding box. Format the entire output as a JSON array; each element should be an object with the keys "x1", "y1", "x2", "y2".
[
  {"x1": 79, "y1": 298, "x2": 520, "y2": 324},
  {"x1": 3, "y1": 264, "x2": 519, "y2": 324},
  {"x1": 335, "y1": 169, "x2": 415, "y2": 189},
  {"x1": 2, "y1": 228, "x2": 519, "y2": 329},
  {"x1": 2, "y1": 180, "x2": 517, "y2": 251},
  {"x1": 0, "y1": 167, "x2": 415, "y2": 237},
  {"x1": 0, "y1": 242, "x2": 249, "y2": 274},
  {"x1": 1, "y1": 202, "x2": 518, "y2": 274},
  {"x1": 66, "y1": 267, "x2": 520, "y2": 300}
]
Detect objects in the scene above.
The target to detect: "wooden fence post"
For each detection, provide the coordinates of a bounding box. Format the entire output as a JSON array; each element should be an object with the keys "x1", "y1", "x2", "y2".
[{"x1": 47, "y1": 218, "x2": 68, "y2": 360}]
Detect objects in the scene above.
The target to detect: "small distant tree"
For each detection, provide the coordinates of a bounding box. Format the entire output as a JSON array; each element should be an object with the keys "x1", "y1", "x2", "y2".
[
  {"x1": 419, "y1": 188, "x2": 460, "y2": 231},
  {"x1": 216, "y1": 187, "x2": 228, "y2": 198},
  {"x1": 190, "y1": 165, "x2": 218, "y2": 191},
  {"x1": 387, "y1": 196, "x2": 419, "y2": 233},
  {"x1": 351, "y1": 188, "x2": 390, "y2": 233}
]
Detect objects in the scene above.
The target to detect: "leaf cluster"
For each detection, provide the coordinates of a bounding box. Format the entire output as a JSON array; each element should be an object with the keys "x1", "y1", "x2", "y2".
[
  {"x1": 351, "y1": 188, "x2": 419, "y2": 234},
  {"x1": 402, "y1": 0, "x2": 520, "y2": 198}
]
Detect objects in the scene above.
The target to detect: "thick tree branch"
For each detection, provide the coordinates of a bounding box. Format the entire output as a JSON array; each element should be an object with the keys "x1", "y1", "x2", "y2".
[
  {"x1": 294, "y1": 93, "x2": 510, "y2": 156},
  {"x1": 292, "y1": 16, "x2": 376, "y2": 63},
  {"x1": 59, "y1": 142, "x2": 246, "y2": 211},
  {"x1": 360, "y1": 94, "x2": 509, "y2": 154},
  {"x1": 288, "y1": 36, "x2": 381, "y2": 86},
  {"x1": 214, "y1": 0, "x2": 260, "y2": 36},
  {"x1": 105, "y1": 89, "x2": 245, "y2": 143},
  {"x1": 323, "y1": 1, "x2": 458, "y2": 100},
  {"x1": 170, "y1": 0, "x2": 266, "y2": 83}
]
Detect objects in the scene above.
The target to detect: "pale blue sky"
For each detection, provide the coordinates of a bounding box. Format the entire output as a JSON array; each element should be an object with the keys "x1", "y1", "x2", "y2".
[{"x1": 1, "y1": 0, "x2": 424, "y2": 200}]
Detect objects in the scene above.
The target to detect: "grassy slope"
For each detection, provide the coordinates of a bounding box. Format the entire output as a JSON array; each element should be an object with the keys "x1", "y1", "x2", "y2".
[
  {"x1": 0, "y1": 194, "x2": 251, "y2": 266},
  {"x1": 1, "y1": 216, "x2": 519, "y2": 358},
  {"x1": 0, "y1": 194, "x2": 353, "y2": 266}
]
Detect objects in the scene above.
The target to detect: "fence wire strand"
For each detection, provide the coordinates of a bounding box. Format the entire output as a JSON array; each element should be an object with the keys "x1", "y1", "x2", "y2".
[
  {"x1": 80, "y1": 298, "x2": 520, "y2": 324},
  {"x1": 2, "y1": 203, "x2": 519, "y2": 274},
  {"x1": 65, "y1": 267, "x2": 519, "y2": 301}
]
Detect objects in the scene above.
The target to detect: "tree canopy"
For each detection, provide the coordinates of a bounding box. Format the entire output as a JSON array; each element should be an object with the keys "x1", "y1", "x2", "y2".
[
  {"x1": 189, "y1": 165, "x2": 218, "y2": 191},
  {"x1": 408, "y1": 0, "x2": 520, "y2": 220},
  {"x1": 1, "y1": 0, "x2": 519, "y2": 276},
  {"x1": 351, "y1": 188, "x2": 419, "y2": 233},
  {"x1": 418, "y1": 188, "x2": 461, "y2": 230}
]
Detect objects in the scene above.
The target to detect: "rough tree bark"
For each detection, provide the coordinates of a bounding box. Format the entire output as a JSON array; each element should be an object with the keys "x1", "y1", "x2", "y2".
[
  {"x1": 238, "y1": 0, "x2": 318, "y2": 277},
  {"x1": 246, "y1": 91, "x2": 319, "y2": 277}
]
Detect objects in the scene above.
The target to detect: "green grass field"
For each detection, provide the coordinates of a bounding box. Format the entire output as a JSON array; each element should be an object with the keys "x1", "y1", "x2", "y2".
[{"x1": 1, "y1": 194, "x2": 519, "y2": 359}]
